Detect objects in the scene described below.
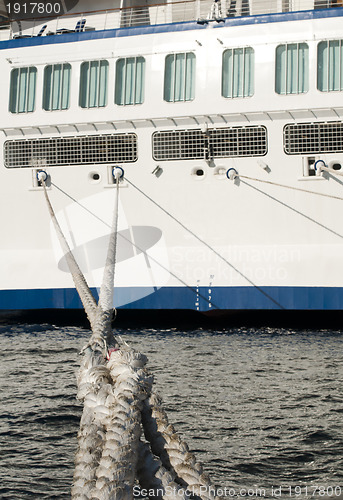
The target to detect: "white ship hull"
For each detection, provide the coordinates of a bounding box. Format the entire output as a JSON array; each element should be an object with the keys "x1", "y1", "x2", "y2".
[{"x1": 1, "y1": 1, "x2": 343, "y2": 311}]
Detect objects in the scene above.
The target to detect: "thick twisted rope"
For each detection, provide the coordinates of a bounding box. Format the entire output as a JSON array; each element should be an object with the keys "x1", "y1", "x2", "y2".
[
  {"x1": 142, "y1": 393, "x2": 216, "y2": 500},
  {"x1": 40, "y1": 171, "x2": 217, "y2": 500},
  {"x1": 98, "y1": 178, "x2": 120, "y2": 313},
  {"x1": 41, "y1": 178, "x2": 97, "y2": 325}
]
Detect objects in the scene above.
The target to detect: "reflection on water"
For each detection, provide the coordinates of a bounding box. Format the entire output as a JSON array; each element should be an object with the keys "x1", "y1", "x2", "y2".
[{"x1": 0, "y1": 324, "x2": 343, "y2": 499}]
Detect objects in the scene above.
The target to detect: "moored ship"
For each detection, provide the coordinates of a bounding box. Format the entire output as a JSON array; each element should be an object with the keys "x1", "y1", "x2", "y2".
[{"x1": 1, "y1": 0, "x2": 343, "y2": 312}]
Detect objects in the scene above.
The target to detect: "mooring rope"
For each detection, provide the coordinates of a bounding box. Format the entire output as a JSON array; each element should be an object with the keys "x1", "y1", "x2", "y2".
[
  {"x1": 142, "y1": 393, "x2": 216, "y2": 500},
  {"x1": 98, "y1": 177, "x2": 120, "y2": 314},
  {"x1": 49, "y1": 179, "x2": 221, "y2": 311},
  {"x1": 125, "y1": 177, "x2": 285, "y2": 310},
  {"x1": 235, "y1": 174, "x2": 343, "y2": 202},
  {"x1": 40, "y1": 173, "x2": 97, "y2": 324},
  {"x1": 39, "y1": 170, "x2": 218, "y2": 500}
]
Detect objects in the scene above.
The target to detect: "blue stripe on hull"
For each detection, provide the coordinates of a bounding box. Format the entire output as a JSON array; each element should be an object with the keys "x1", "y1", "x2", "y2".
[
  {"x1": 1, "y1": 286, "x2": 343, "y2": 310},
  {"x1": 1, "y1": 8, "x2": 343, "y2": 51}
]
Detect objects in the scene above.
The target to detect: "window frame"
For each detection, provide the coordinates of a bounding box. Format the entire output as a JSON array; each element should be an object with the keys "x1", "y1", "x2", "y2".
[
  {"x1": 275, "y1": 42, "x2": 309, "y2": 95},
  {"x1": 317, "y1": 39, "x2": 343, "y2": 92},
  {"x1": 221, "y1": 46, "x2": 255, "y2": 99},
  {"x1": 9, "y1": 66, "x2": 37, "y2": 114},
  {"x1": 79, "y1": 59, "x2": 109, "y2": 109},
  {"x1": 43, "y1": 62, "x2": 72, "y2": 111},
  {"x1": 163, "y1": 52, "x2": 196, "y2": 103},
  {"x1": 114, "y1": 56, "x2": 146, "y2": 106}
]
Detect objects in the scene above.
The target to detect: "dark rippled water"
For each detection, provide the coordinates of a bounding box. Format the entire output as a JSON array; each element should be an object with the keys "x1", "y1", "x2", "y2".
[{"x1": 1, "y1": 322, "x2": 343, "y2": 499}]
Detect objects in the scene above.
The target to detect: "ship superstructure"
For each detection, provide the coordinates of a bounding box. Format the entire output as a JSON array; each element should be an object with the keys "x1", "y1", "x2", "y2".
[{"x1": 1, "y1": 0, "x2": 343, "y2": 311}]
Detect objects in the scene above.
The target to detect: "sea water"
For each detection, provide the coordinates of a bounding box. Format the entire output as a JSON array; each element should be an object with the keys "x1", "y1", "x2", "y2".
[{"x1": 0, "y1": 323, "x2": 342, "y2": 499}]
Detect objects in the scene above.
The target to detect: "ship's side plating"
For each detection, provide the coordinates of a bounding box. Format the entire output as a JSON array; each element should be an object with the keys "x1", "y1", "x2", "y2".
[{"x1": 1, "y1": 3, "x2": 343, "y2": 311}]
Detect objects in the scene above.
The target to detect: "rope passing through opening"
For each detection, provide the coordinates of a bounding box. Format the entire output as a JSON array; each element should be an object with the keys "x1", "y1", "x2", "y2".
[{"x1": 39, "y1": 170, "x2": 218, "y2": 500}]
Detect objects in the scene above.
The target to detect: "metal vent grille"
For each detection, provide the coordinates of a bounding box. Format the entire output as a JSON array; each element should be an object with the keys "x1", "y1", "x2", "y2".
[
  {"x1": 4, "y1": 133, "x2": 138, "y2": 168},
  {"x1": 152, "y1": 126, "x2": 267, "y2": 160},
  {"x1": 209, "y1": 127, "x2": 267, "y2": 157},
  {"x1": 152, "y1": 129, "x2": 204, "y2": 160},
  {"x1": 284, "y1": 122, "x2": 343, "y2": 155}
]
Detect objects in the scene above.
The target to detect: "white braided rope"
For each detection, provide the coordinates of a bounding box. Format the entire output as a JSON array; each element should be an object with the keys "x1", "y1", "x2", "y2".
[
  {"x1": 41, "y1": 179, "x2": 97, "y2": 324},
  {"x1": 98, "y1": 179, "x2": 120, "y2": 313},
  {"x1": 41, "y1": 173, "x2": 217, "y2": 500},
  {"x1": 137, "y1": 441, "x2": 189, "y2": 500},
  {"x1": 72, "y1": 350, "x2": 111, "y2": 499},
  {"x1": 90, "y1": 347, "x2": 153, "y2": 500},
  {"x1": 142, "y1": 393, "x2": 217, "y2": 500}
]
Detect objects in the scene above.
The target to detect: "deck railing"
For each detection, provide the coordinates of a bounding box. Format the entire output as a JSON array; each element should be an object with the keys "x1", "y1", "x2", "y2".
[{"x1": 0, "y1": 0, "x2": 340, "y2": 40}]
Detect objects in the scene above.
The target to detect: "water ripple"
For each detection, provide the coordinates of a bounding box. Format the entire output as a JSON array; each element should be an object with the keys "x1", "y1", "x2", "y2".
[{"x1": 0, "y1": 326, "x2": 343, "y2": 498}]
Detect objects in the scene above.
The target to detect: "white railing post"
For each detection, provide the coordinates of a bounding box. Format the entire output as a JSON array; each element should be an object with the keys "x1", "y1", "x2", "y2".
[{"x1": 196, "y1": 0, "x2": 201, "y2": 19}]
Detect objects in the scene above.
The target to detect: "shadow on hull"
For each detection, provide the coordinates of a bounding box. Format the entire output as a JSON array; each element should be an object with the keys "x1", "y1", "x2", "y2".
[{"x1": 1, "y1": 308, "x2": 343, "y2": 330}]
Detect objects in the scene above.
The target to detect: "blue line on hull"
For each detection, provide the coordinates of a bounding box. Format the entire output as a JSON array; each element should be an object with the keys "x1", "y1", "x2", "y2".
[
  {"x1": 0, "y1": 286, "x2": 342, "y2": 310},
  {"x1": 1, "y1": 8, "x2": 343, "y2": 50}
]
